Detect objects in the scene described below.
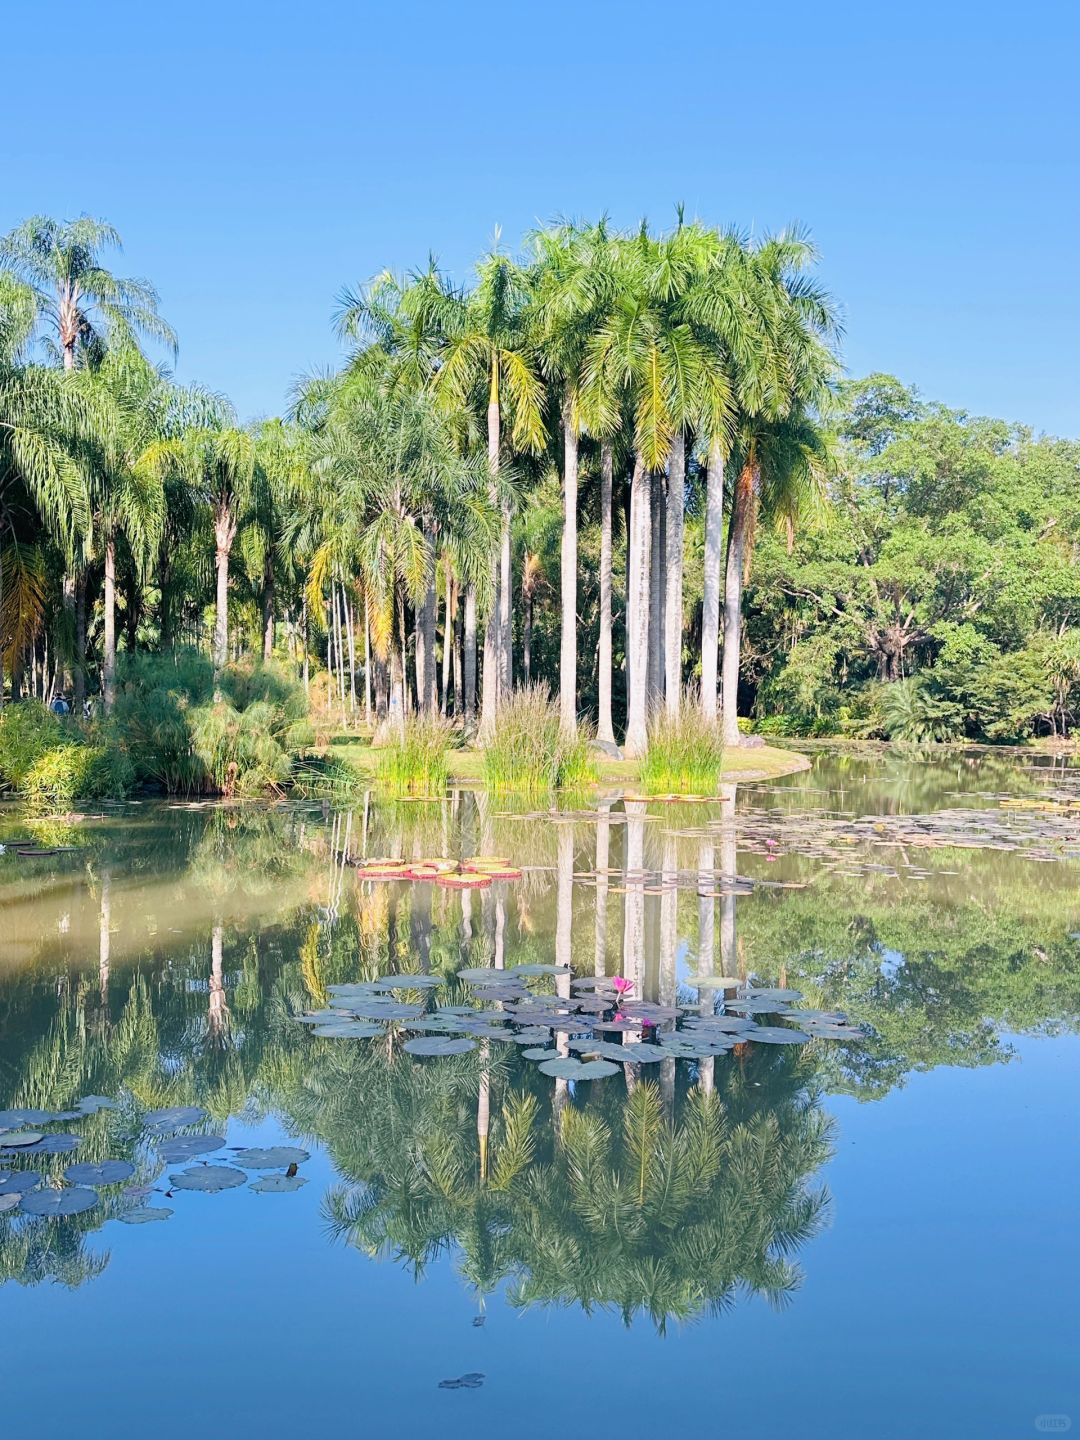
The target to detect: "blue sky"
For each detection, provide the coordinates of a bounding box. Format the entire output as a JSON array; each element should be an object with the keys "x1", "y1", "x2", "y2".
[{"x1": 4, "y1": 0, "x2": 1078, "y2": 433}]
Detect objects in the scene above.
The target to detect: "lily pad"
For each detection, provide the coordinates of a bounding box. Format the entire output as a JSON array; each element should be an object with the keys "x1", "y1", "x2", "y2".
[
  {"x1": 404, "y1": 1036, "x2": 477, "y2": 1057},
  {"x1": 231, "y1": 1146, "x2": 310, "y2": 1168},
  {"x1": 312, "y1": 1021, "x2": 385, "y2": 1038},
  {"x1": 169, "y1": 1164, "x2": 247, "y2": 1192},
  {"x1": 64, "y1": 1160, "x2": 135, "y2": 1186},
  {"x1": 20, "y1": 1185, "x2": 98, "y2": 1217},
  {"x1": 370, "y1": 974, "x2": 443, "y2": 990},
  {"x1": 76, "y1": 1095, "x2": 118, "y2": 1114},
  {"x1": 0, "y1": 1130, "x2": 44, "y2": 1148},
  {"x1": 537, "y1": 1057, "x2": 619, "y2": 1080},
  {"x1": 145, "y1": 1106, "x2": 208, "y2": 1133},
  {"x1": 118, "y1": 1206, "x2": 173, "y2": 1224},
  {"x1": 1, "y1": 1108, "x2": 59, "y2": 1126},
  {"x1": 17, "y1": 1133, "x2": 82, "y2": 1155},
  {"x1": 0, "y1": 1170, "x2": 42, "y2": 1196},
  {"x1": 747, "y1": 987, "x2": 804, "y2": 1003},
  {"x1": 157, "y1": 1135, "x2": 226, "y2": 1163},
  {"x1": 745, "y1": 1026, "x2": 811, "y2": 1044},
  {"x1": 0, "y1": 1192, "x2": 21, "y2": 1214},
  {"x1": 456, "y1": 966, "x2": 503, "y2": 983},
  {"x1": 250, "y1": 1173, "x2": 308, "y2": 1193},
  {"x1": 520, "y1": 1047, "x2": 557, "y2": 1060}
]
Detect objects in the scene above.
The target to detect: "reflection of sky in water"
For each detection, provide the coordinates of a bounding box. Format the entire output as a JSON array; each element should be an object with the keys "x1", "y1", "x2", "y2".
[{"x1": 1, "y1": 747, "x2": 1078, "y2": 1438}]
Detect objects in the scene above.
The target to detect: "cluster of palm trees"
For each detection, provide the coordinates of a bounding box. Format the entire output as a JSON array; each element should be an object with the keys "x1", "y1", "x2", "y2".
[{"x1": 0, "y1": 210, "x2": 840, "y2": 752}]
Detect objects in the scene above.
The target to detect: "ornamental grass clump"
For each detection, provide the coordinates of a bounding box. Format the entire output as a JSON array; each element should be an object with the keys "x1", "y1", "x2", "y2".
[
  {"x1": 378, "y1": 715, "x2": 451, "y2": 796},
  {"x1": 481, "y1": 685, "x2": 597, "y2": 796},
  {"x1": 639, "y1": 702, "x2": 725, "y2": 795}
]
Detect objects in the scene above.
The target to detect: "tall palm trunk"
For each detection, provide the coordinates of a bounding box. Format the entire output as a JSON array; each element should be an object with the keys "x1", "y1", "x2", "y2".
[
  {"x1": 74, "y1": 572, "x2": 86, "y2": 712},
  {"x1": 597, "y1": 441, "x2": 615, "y2": 745},
  {"x1": 624, "y1": 453, "x2": 651, "y2": 758},
  {"x1": 721, "y1": 463, "x2": 754, "y2": 748},
  {"x1": 440, "y1": 560, "x2": 454, "y2": 717},
  {"x1": 559, "y1": 394, "x2": 578, "y2": 732},
  {"x1": 417, "y1": 521, "x2": 438, "y2": 714},
  {"x1": 664, "y1": 430, "x2": 685, "y2": 716},
  {"x1": 594, "y1": 799, "x2": 611, "y2": 976},
  {"x1": 262, "y1": 561, "x2": 274, "y2": 661},
  {"x1": 480, "y1": 374, "x2": 501, "y2": 738},
  {"x1": 498, "y1": 506, "x2": 512, "y2": 700},
  {"x1": 60, "y1": 572, "x2": 76, "y2": 694},
  {"x1": 464, "y1": 583, "x2": 477, "y2": 727},
  {"x1": 701, "y1": 435, "x2": 724, "y2": 720},
  {"x1": 647, "y1": 471, "x2": 665, "y2": 708},
  {"x1": 523, "y1": 587, "x2": 533, "y2": 684},
  {"x1": 213, "y1": 504, "x2": 236, "y2": 678},
  {"x1": 103, "y1": 534, "x2": 117, "y2": 712}
]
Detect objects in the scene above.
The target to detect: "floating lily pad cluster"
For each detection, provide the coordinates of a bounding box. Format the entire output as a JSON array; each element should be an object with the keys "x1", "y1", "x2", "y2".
[
  {"x1": 352, "y1": 854, "x2": 524, "y2": 889},
  {"x1": 0, "y1": 1096, "x2": 313, "y2": 1225},
  {"x1": 290, "y1": 955, "x2": 867, "y2": 1082}
]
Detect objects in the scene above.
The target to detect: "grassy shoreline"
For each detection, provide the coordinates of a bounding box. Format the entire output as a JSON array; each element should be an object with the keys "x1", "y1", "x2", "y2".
[{"x1": 325, "y1": 733, "x2": 810, "y2": 790}]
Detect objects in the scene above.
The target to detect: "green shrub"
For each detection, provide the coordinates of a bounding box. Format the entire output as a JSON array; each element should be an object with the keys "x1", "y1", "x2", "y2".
[
  {"x1": 23, "y1": 743, "x2": 134, "y2": 812},
  {"x1": 109, "y1": 650, "x2": 313, "y2": 796},
  {"x1": 378, "y1": 715, "x2": 451, "y2": 796},
  {"x1": 0, "y1": 701, "x2": 66, "y2": 789},
  {"x1": 481, "y1": 685, "x2": 598, "y2": 795},
  {"x1": 640, "y1": 702, "x2": 725, "y2": 794},
  {"x1": 880, "y1": 677, "x2": 965, "y2": 744},
  {"x1": 292, "y1": 754, "x2": 366, "y2": 799}
]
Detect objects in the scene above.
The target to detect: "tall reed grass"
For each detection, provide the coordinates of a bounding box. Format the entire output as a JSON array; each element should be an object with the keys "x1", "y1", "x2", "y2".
[
  {"x1": 378, "y1": 715, "x2": 451, "y2": 796},
  {"x1": 639, "y1": 701, "x2": 725, "y2": 794},
  {"x1": 481, "y1": 685, "x2": 597, "y2": 796}
]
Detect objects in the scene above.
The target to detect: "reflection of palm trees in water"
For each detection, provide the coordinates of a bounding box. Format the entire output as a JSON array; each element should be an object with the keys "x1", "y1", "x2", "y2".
[{"x1": 206, "y1": 920, "x2": 232, "y2": 1048}]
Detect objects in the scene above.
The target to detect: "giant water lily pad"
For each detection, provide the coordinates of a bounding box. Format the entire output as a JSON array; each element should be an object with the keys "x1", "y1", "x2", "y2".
[
  {"x1": 0, "y1": 1192, "x2": 21, "y2": 1214},
  {"x1": 0, "y1": 1109, "x2": 55, "y2": 1127},
  {"x1": 146, "y1": 1106, "x2": 207, "y2": 1133},
  {"x1": 371, "y1": 974, "x2": 443, "y2": 990},
  {"x1": 510, "y1": 1028, "x2": 555, "y2": 1045},
  {"x1": 169, "y1": 1164, "x2": 247, "y2": 1192},
  {"x1": 538, "y1": 1057, "x2": 619, "y2": 1080},
  {"x1": 158, "y1": 1135, "x2": 226, "y2": 1163},
  {"x1": 0, "y1": 1131, "x2": 44, "y2": 1148},
  {"x1": 456, "y1": 966, "x2": 503, "y2": 983},
  {"x1": 76, "y1": 1095, "x2": 118, "y2": 1114},
  {"x1": 19, "y1": 1133, "x2": 82, "y2": 1155},
  {"x1": 329, "y1": 1001, "x2": 423, "y2": 1022},
  {"x1": 118, "y1": 1206, "x2": 173, "y2": 1224},
  {"x1": 250, "y1": 1173, "x2": 308, "y2": 1193},
  {"x1": 0, "y1": 1170, "x2": 42, "y2": 1196},
  {"x1": 404, "y1": 1036, "x2": 476, "y2": 1057},
  {"x1": 20, "y1": 1185, "x2": 98, "y2": 1217},
  {"x1": 520, "y1": 1047, "x2": 557, "y2": 1060},
  {"x1": 231, "y1": 1146, "x2": 309, "y2": 1168},
  {"x1": 64, "y1": 1160, "x2": 134, "y2": 1186},
  {"x1": 312, "y1": 1021, "x2": 385, "y2": 1038},
  {"x1": 745, "y1": 1026, "x2": 810, "y2": 1044}
]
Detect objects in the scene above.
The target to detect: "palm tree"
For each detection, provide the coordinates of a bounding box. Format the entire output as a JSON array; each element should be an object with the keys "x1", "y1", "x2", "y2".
[
  {"x1": 434, "y1": 248, "x2": 545, "y2": 734},
  {"x1": 0, "y1": 215, "x2": 176, "y2": 372},
  {"x1": 531, "y1": 221, "x2": 617, "y2": 732}
]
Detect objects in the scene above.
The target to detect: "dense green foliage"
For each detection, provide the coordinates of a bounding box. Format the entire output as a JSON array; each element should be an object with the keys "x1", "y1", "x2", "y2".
[{"x1": 480, "y1": 685, "x2": 596, "y2": 794}]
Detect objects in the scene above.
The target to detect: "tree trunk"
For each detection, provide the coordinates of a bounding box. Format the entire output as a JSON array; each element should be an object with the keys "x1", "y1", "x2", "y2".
[
  {"x1": 463, "y1": 583, "x2": 477, "y2": 727},
  {"x1": 213, "y1": 504, "x2": 236, "y2": 678},
  {"x1": 417, "y1": 522, "x2": 437, "y2": 715},
  {"x1": 480, "y1": 382, "x2": 502, "y2": 739},
  {"x1": 498, "y1": 505, "x2": 512, "y2": 702},
  {"x1": 74, "y1": 571, "x2": 86, "y2": 712},
  {"x1": 647, "y1": 471, "x2": 665, "y2": 710},
  {"x1": 363, "y1": 598, "x2": 372, "y2": 724},
  {"x1": 594, "y1": 800, "x2": 611, "y2": 976},
  {"x1": 597, "y1": 440, "x2": 615, "y2": 745},
  {"x1": 103, "y1": 535, "x2": 117, "y2": 712},
  {"x1": 624, "y1": 453, "x2": 651, "y2": 758},
  {"x1": 523, "y1": 592, "x2": 532, "y2": 685},
  {"x1": 701, "y1": 434, "x2": 724, "y2": 721},
  {"x1": 559, "y1": 396, "x2": 578, "y2": 732},
  {"x1": 301, "y1": 594, "x2": 309, "y2": 696},
  {"x1": 159, "y1": 544, "x2": 174, "y2": 651},
  {"x1": 344, "y1": 596, "x2": 357, "y2": 716},
  {"x1": 440, "y1": 560, "x2": 454, "y2": 717},
  {"x1": 262, "y1": 563, "x2": 275, "y2": 661},
  {"x1": 388, "y1": 590, "x2": 407, "y2": 736},
  {"x1": 664, "y1": 431, "x2": 685, "y2": 716},
  {"x1": 721, "y1": 465, "x2": 753, "y2": 748},
  {"x1": 60, "y1": 572, "x2": 76, "y2": 694}
]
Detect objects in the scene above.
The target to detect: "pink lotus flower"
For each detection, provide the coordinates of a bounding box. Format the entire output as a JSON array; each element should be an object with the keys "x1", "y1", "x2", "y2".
[{"x1": 612, "y1": 976, "x2": 634, "y2": 996}]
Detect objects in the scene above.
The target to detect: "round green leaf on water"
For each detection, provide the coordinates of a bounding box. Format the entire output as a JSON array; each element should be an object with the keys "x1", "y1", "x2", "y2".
[
  {"x1": 158, "y1": 1135, "x2": 226, "y2": 1163},
  {"x1": 168, "y1": 1165, "x2": 247, "y2": 1192},
  {"x1": 520, "y1": 1047, "x2": 556, "y2": 1060},
  {"x1": 403, "y1": 1036, "x2": 476, "y2": 1057},
  {"x1": 20, "y1": 1185, "x2": 98, "y2": 1217},
  {"x1": 250, "y1": 1173, "x2": 308, "y2": 1193},
  {"x1": 0, "y1": 1192, "x2": 21, "y2": 1214},
  {"x1": 118, "y1": 1207, "x2": 173, "y2": 1224},
  {"x1": 230, "y1": 1147, "x2": 309, "y2": 1168},
  {"x1": 0, "y1": 1131, "x2": 44, "y2": 1148},
  {"x1": 146, "y1": 1106, "x2": 207, "y2": 1132},
  {"x1": 0, "y1": 1170, "x2": 42, "y2": 1196},
  {"x1": 371, "y1": 974, "x2": 442, "y2": 990},
  {"x1": 64, "y1": 1160, "x2": 134, "y2": 1186},
  {"x1": 0, "y1": 1109, "x2": 55, "y2": 1127},
  {"x1": 13, "y1": 1133, "x2": 82, "y2": 1155},
  {"x1": 746, "y1": 1026, "x2": 811, "y2": 1044},
  {"x1": 312, "y1": 1021, "x2": 384, "y2": 1038}
]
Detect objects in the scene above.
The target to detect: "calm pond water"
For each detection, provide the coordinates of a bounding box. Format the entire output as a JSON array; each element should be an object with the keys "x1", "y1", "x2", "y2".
[{"x1": 1, "y1": 748, "x2": 1078, "y2": 1439}]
